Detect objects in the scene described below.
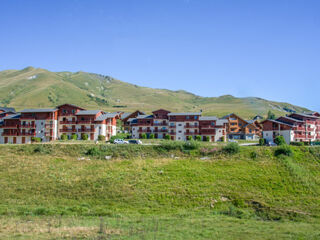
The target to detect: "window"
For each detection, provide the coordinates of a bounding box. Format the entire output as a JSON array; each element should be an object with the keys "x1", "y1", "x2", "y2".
[
  {"x1": 178, "y1": 131, "x2": 182, "y2": 133},
  {"x1": 186, "y1": 116, "x2": 190, "y2": 120},
  {"x1": 194, "y1": 116, "x2": 198, "y2": 120},
  {"x1": 72, "y1": 109, "x2": 75, "y2": 114},
  {"x1": 211, "y1": 122, "x2": 215, "y2": 126},
  {"x1": 178, "y1": 124, "x2": 182, "y2": 126}
]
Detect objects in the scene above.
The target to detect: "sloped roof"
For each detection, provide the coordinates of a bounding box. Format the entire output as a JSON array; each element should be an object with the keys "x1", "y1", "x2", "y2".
[
  {"x1": 120, "y1": 112, "x2": 132, "y2": 120},
  {"x1": 95, "y1": 113, "x2": 118, "y2": 121},
  {"x1": 76, "y1": 110, "x2": 101, "y2": 115},
  {"x1": 2, "y1": 113, "x2": 21, "y2": 120},
  {"x1": 21, "y1": 108, "x2": 57, "y2": 113},
  {"x1": 216, "y1": 119, "x2": 229, "y2": 126},
  {"x1": 136, "y1": 115, "x2": 153, "y2": 119},
  {"x1": 56, "y1": 103, "x2": 85, "y2": 110},
  {"x1": 199, "y1": 116, "x2": 218, "y2": 121},
  {"x1": 168, "y1": 112, "x2": 201, "y2": 116},
  {"x1": 0, "y1": 107, "x2": 16, "y2": 112},
  {"x1": 261, "y1": 119, "x2": 294, "y2": 127}
]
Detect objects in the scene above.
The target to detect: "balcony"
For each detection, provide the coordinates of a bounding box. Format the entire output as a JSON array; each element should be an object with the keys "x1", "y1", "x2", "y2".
[
  {"x1": 2, "y1": 132, "x2": 19, "y2": 136},
  {"x1": 200, "y1": 130, "x2": 216, "y2": 134},
  {"x1": 20, "y1": 116, "x2": 35, "y2": 120},
  {"x1": 2, "y1": 125, "x2": 18, "y2": 129},
  {"x1": 77, "y1": 120, "x2": 93, "y2": 124},
  {"x1": 169, "y1": 125, "x2": 176, "y2": 128},
  {"x1": 21, "y1": 132, "x2": 36, "y2": 136},
  {"x1": 153, "y1": 123, "x2": 168, "y2": 126},
  {"x1": 20, "y1": 124, "x2": 36, "y2": 128},
  {"x1": 184, "y1": 132, "x2": 199, "y2": 135},
  {"x1": 153, "y1": 129, "x2": 168, "y2": 133},
  {"x1": 169, "y1": 131, "x2": 176, "y2": 135},
  {"x1": 45, "y1": 124, "x2": 54, "y2": 128},
  {"x1": 185, "y1": 125, "x2": 198, "y2": 129},
  {"x1": 60, "y1": 121, "x2": 76, "y2": 124},
  {"x1": 138, "y1": 129, "x2": 152, "y2": 133},
  {"x1": 307, "y1": 128, "x2": 315, "y2": 131},
  {"x1": 78, "y1": 129, "x2": 95, "y2": 133},
  {"x1": 200, "y1": 125, "x2": 216, "y2": 129},
  {"x1": 60, "y1": 129, "x2": 76, "y2": 133}
]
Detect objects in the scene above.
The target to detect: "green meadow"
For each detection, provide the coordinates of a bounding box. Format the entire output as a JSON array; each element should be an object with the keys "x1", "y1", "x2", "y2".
[{"x1": 0, "y1": 143, "x2": 320, "y2": 239}]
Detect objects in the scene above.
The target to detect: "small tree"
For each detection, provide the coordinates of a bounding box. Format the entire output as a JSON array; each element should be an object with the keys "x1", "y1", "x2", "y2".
[
  {"x1": 98, "y1": 135, "x2": 105, "y2": 141},
  {"x1": 275, "y1": 135, "x2": 286, "y2": 145},
  {"x1": 223, "y1": 142, "x2": 240, "y2": 154},
  {"x1": 61, "y1": 134, "x2": 68, "y2": 141},
  {"x1": 186, "y1": 136, "x2": 192, "y2": 141},
  {"x1": 268, "y1": 110, "x2": 276, "y2": 120},
  {"x1": 204, "y1": 136, "x2": 210, "y2": 142},
  {"x1": 164, "y1": 134, "x2": 170, "y2": 140},
  {"x1": 81, "y1": 133, "x2": 89, "y2": 140},
  {"x1": 195, "y1": 135, "x2": 201, "y2": 141},
  {"x1": 31, "y1": 137, "x2": 41, "y2": 143},
  {"x1": 71, "y1": 134, "x2": 78, "y2": 140},
  {"x1": 149, "y1": 133, "x2": 155, "y2": 139},
  {"x1": 141, "y1": 133, "x2": 147, "y2": 139},
  {"x1": 221, "y1": 136, "x2": 225, "y2": 142},
  {"x1": 259, "y1": 138, "x2": 265, "y2": 146}
]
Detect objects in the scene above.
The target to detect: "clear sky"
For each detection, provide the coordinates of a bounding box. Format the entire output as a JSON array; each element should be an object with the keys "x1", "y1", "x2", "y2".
[{"x1": 0, "y1": 0, "x2": 319, "y2": 111}]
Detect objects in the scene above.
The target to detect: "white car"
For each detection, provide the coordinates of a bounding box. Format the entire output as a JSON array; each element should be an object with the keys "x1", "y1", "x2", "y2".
[{"x1": 113, "y1": 139, "x2": 129, "y2": 144}]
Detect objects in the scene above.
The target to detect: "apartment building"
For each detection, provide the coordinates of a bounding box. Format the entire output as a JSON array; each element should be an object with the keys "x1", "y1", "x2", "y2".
[
  {"x1": 1, "y1": 108, "x2": 58, "y2": 144},
  {"x1": 262, "y1": 112, "x2": 320, "y2": 144},
  {"x1": 222, "y1": 113, "x2": 262, "y2": 140},
  {"x1": 0, "y1": 104, "x2": 119, "y2": 144},
  {"x1": 130, "y1": 109, "x2": 228, "y2": 142}
]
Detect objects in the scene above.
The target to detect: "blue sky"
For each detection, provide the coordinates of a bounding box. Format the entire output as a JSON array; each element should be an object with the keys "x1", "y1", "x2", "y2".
[{"x1": 0, "y1": 0, "x2": 319, "y2": 111}]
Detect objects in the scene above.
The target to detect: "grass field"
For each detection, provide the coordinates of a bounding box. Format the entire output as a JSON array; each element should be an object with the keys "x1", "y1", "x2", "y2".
[{"x1": 0, "y1": 143, "x2": 320, "y2": 239}]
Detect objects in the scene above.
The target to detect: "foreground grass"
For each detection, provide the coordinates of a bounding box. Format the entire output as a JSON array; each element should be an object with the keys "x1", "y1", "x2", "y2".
[{"x1": 0, "y1": 144, "x2": 320, "y2": 239}]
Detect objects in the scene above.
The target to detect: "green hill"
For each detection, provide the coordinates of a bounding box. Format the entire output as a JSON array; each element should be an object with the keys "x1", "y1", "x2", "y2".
[
  {"x1": 0, "y1": 67, "x2": 309, "y2": 118},
  {"x1": 0, "y1": 143, "x2": 320, "y2": 239}
]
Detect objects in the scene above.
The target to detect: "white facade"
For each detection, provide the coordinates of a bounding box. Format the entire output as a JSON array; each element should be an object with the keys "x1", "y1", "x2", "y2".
[{"x1": 263, "y1": 130, "x2": 293, "y2": 144}]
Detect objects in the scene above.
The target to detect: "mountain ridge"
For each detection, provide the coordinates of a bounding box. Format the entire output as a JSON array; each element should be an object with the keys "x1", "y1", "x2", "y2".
[{"x1": 0, "y1": 67, "x2": 310, "y2": 118}]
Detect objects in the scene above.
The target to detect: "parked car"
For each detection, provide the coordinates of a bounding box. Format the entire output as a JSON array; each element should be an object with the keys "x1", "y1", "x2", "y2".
[
  {"x1": 268, "y1": 142, "x2": 277, "y2": 147},
  {"x1": 113, "y1": 139, "x2": 129, "y2": 144},
  {"x1": 129, "y1": 139, "x2": 142, "y2": 144},
  {"x1": 228, "y1": 139, "x2": 238, "y2": 143}
]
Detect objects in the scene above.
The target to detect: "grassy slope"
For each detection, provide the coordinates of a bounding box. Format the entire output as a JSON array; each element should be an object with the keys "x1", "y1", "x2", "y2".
[
  {"x1": 0, "y1": 67, "x2": 309, "y2": 118},
  {"x1": 0, "y1": 144, "x2": 320, "y2": 239}
]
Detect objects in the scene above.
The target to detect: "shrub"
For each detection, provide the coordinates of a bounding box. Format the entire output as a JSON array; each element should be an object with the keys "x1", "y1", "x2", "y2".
[
  {"x1": 149, "y1": 133, "x2": 155, "y2": 139},
  {"x1": 159, "y1": 141, "x2": 184, "y2": 151},
  {"x1": 98, "y1": 135, "x2": 105, "y2": 141},
  {"x1": 195, "y1": 135, "x2": 201, "y2": 141},
  {"x1": 60, "y1": 134, "x2": 68, "y2": 141},
  {"x1": 86, "y1": 147, "x2": 101, "y2": 156},
  {"x1": 71, "y1": 134, "x2": 78, "y2": 140},
  {"x1": 31, "y1": 137, "x2": 41, "y2": 143},
  {"x1": 290, "y1": 142, "x2": 304, "y2": 146},
  {"x1": 223, "y1": 142, "x2": 240, "y2": 154},
  {"x1": 250, "y1": 151, "x2": 258, "y2": 159},
  {"x1": 186, "y1": 136, "x2": 192, "y2": 141},
  {"x1": 81, "y1": 133, "x2": 89, "y2": 140},
  {"x1": 221, "y1": 136, "x2": 225, "y2": 142},
  {"x1": 141, "y1": 133, "x2": 147, "y2": 139},
  {"x1": 204, "y1": 136, "x2": 210, "y2": 142},
  {"x1": 183, "y1": 140, "x2": 200, "y2": 150},
  {"x1": 164, "y1": 134, "x2": 170, "y2": 140},
  {"x1": 259, "y1": 138, "x2": 265, "y2": 146},
  {"x1": 275, "y1": 136, "x2": 286, "y2": 146},
  {"x1": 274, "y1": 145, "x2": 293, "y2": 157}
]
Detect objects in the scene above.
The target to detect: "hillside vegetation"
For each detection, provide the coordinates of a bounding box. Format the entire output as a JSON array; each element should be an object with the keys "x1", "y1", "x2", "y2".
[
  {"x1": 0, "y1": 143, "x2": 320, "y2": 239},
  {"x1": 0, "y1": 67, "x2": 309, "y2": 118}
]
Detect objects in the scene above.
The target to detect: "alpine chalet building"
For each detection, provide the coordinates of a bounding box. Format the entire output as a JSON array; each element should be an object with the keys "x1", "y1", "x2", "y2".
[
  {"x1": 0, "y1": 104, "x2": 118, "y2": 144},
  {"x1": 262, "y1": 112, "x2": 320, "y2": 144},
  {"x1": 130, "y1": 109, "x2": 228, "y2": 142}
]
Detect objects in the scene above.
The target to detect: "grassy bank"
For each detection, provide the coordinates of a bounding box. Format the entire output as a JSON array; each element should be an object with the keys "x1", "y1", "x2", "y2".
[{"x1": 0, "y1": 143, "x2": 320, "y2": 239}]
